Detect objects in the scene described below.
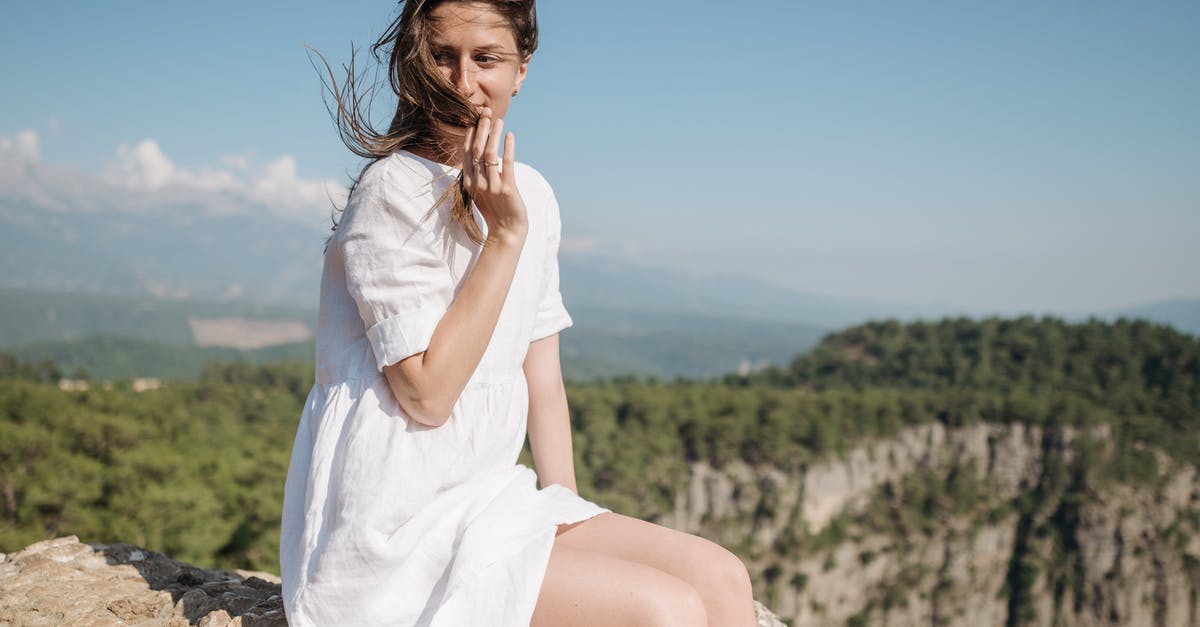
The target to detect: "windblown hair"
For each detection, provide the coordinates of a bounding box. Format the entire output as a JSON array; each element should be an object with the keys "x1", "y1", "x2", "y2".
[{"x1": 313, "y1": 0, "x2": 538, "y2": 248}]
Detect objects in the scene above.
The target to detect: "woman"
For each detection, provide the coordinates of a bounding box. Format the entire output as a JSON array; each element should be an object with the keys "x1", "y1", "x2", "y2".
[{"x1": 280, "y1": 1, "x2": 756, "y2": 625}]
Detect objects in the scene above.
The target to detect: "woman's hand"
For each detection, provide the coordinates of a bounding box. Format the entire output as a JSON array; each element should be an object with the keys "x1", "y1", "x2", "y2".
[{"x1": 462, "y1": 107, "x2": 528, "y2": 244}]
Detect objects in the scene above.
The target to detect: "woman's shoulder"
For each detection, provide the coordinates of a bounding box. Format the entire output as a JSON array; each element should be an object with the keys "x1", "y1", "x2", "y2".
[
  {"x1": 377, "y1": 150, "x2": 459, "y2": 194},
  {"x1": 354, "y1": 151, "x2": 456, "y2": 207},
  {"x1": 338, "y1": 152, "x2": 450, "y2": 235}
]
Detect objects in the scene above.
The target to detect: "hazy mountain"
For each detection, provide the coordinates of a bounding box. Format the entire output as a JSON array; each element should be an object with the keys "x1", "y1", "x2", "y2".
[
  {"x1": 2, "y1": 154, "x2": 1193, "y2": 381},
  {"x1": 1102, "y1": 297, "x2": 1200, "y2": 336},
  {"x1": 1, "y1": 153, "x2": 947, "y2": 331},
  {"x1": 560, "y1": 255, "x2": 961, "y2": 329},
  {"x1": 0, "y1": 155, "x2": 329, "y2": 304},
  {"x1": 0, "y1": 288, "x2": 317, "y2": 349},
  {"x1": 0, "y1": 152, "x2": 849, "y2": 381},
  {"x1": 0, "y1": 288, "x2": 826, "y2": 380}
]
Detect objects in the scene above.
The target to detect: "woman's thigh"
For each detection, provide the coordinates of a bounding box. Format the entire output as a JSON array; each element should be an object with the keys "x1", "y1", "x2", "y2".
[
  {"x1": 554, "y1": 512, "x2": 754, "y2": 610},
  {"x1": 531, "y1": 542, "x2": 706, "y2": 627}
]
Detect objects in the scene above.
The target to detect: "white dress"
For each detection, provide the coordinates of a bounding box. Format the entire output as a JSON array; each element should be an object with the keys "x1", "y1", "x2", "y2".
[{"x1": 279, "y1": 149, "x2": 610, "y2": 626}]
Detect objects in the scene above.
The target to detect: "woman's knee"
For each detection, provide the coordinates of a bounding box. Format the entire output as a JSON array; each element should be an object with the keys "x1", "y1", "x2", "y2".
[
  {"x1": 721, "y1": 547, "x2": 754, "y2": 597},
  {"x1": 695, "y1": 540, "x2": 755, "y2": 604},
  {"x1": 642, "y1": 575, "x2": 707, "y2": 627}
]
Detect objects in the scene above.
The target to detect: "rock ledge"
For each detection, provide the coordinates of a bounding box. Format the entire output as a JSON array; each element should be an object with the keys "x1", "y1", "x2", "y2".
[
  {"x1": 1, "y1": 535, "x2": 285, "y2": 627},
  {"x1": 0, "y1": 535, "x2": 786, "y2": 626}
]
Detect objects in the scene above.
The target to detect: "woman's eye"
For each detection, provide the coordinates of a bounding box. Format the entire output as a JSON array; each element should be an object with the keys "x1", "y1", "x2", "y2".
[{"x1": 475, "y1": 55, "x2": 499, "y2": 65}]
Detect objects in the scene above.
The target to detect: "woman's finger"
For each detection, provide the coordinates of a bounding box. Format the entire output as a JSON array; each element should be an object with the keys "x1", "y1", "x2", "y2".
[
  {"x1": 472, "y1": 110, "x2": 492, "y2": 166},
  {"x1": 462, "y1": 122, "x2": 477, "y2": 182},
  {"x1": 485, "y1": 117, "x2": 505, "y2": 186},
  {"x1": 501, "y1": 131, "x2": 516, "y2": 187}
]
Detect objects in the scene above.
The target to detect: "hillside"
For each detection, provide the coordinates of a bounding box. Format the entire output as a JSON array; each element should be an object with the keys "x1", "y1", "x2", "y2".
[
  {"x1": 0, "y1": 288, "x2": 318, "y2": 349},
  {"x1": 0, "y1": 316, "x2": 1196, "y2": 625},
  {"x1": 0, "y1": 288, "x2": 826, "y2": 380}
]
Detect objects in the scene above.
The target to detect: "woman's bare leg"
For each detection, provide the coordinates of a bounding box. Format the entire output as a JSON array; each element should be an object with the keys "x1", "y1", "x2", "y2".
[
  {"x1": 531, "y1": 541, "x2": 707, "y2": 627},
  {"x1": 555, "y1": 512, "x2": 756, "y2": 627}
]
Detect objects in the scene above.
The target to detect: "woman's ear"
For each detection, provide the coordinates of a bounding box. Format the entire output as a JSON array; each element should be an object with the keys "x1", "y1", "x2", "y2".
[{"x1": 513, "y1": 57, "x2": 530, "y2": 96}]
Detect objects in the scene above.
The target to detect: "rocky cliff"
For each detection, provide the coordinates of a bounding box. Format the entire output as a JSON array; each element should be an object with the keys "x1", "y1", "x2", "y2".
[
  {"x1": 666, "y1": 422, "x2": 1200, "y2": 626},
  {"x1": 0, "y1": 535, "x2": 786, "y2": 626}
]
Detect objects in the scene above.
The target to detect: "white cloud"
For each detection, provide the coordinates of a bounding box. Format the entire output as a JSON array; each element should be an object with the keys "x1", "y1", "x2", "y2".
[
  {"x1": 248, "y1": 154, "x2": 346, "y2": 220},
  {"x1": 0, "y1": 129, "x2": 39, "y2": 163},
  {"x1": 107, "y1": 140, "x2": 177, "y2": 190},
  {"x1": 104, "y1": 139, "x2": 347, "y2": 222}
]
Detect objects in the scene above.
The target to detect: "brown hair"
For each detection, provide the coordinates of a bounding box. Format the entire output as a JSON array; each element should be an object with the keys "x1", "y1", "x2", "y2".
[{"x1": 312, "y1": 0, "x2": 538, "y2": 248}]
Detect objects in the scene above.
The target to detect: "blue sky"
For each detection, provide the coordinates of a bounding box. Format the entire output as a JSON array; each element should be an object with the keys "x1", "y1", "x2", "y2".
[{"x1": 2, "y1": 1, "x2": 1197, "y2": 314}]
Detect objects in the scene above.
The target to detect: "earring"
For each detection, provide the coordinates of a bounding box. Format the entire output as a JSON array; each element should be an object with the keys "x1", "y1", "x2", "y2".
[{"x1": 512, "y1": 89, "x2": 519, "y2": 97}]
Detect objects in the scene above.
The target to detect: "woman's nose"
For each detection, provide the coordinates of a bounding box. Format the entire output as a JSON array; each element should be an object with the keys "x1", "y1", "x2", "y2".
[{"x1": 450, "y1": 61, "x2": 474, "y2": 95}]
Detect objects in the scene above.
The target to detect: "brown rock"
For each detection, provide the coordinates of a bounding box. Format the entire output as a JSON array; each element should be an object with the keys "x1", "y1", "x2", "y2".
[
  {"x1": 196, "y1": 609, "x2": 233, "y2": 627},
  {"x1": 0, "y1": 535, "x2": 284, "y2": 626},
  {"x1": 1, "y1": 535, "x2": 786, "y2": 626}
]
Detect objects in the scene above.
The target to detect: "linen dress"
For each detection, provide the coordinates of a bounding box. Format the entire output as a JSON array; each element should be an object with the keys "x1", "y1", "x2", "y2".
[{"x1": 279, "y1": 149, "x2": 610, "y2": 626}]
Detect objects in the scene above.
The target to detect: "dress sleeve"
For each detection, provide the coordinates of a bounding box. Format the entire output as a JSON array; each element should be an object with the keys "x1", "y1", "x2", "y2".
[
  {"x1": 339, "y1": 161, "x2": 456, "y2": 371},
  {"x1": 530, "y1": 179, "x2": 574, "y2": 341}
]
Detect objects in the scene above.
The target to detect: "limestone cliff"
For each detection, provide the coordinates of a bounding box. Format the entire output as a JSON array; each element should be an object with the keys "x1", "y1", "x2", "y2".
[{"x1": 665, "y1": 422, "x2": 1200, "y2": 626}]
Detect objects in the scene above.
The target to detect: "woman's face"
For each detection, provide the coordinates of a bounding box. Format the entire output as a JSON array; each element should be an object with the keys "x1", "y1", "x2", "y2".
[{"x1": 428, "y1": 2, "x2": 528, "y2": 126}]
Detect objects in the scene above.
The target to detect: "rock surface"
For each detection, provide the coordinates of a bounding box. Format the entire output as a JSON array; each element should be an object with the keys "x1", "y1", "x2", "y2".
[
  {"x1": 667, "y1": 422, "x2": 1200, "y2": 626},
  {"x1": 0, "y1": 535, "x2": 286, "y2": 627},
  {"x1": 0, "y1": 535, "x2": 787, "y2": 626}
]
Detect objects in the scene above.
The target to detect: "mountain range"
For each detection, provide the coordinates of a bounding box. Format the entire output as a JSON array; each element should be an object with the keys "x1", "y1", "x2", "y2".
[{"x1": 2, "y1": 153, "x2": 1196, "y2": 380}]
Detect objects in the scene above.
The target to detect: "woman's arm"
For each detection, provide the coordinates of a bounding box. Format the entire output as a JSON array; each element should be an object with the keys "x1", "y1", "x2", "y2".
[
  {"x1": 523, "y1": 333, "x2": 579, "y2": 493},
  {"x1": 382, "y1": 111, "x2": 527, "y2": 427},
  {"x1": 383, "y1": 228, "x2": 523, "y2": 427}
]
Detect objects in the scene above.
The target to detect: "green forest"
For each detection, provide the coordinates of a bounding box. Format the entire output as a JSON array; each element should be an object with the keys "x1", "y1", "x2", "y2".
[{"x1": 1, "y1": 315, "x2": 1196, "y2": 585}]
